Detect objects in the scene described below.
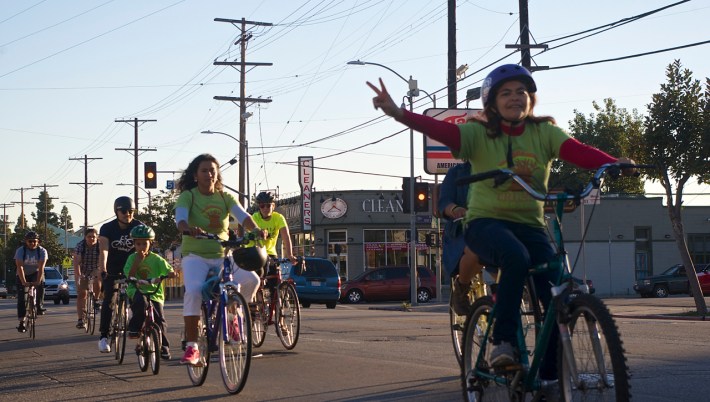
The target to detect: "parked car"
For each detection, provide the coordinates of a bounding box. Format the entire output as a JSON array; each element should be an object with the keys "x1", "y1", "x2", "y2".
[
  {"x1": 633, "y1": 263, "x2": 710, "y2": 298},
  {"x1": 44, "y1": 266, "x2": 70, "y2": 305},
  {"x1": 340, "y1": 265, "x2": 437, "y2": 304},
  {"x1": 282, "y1": 257, "x2": 341, "y2": 309},
  {"x1": 0, "y1": 281, "x2": 7, "y2": 299},
  {"x1": 67, "y1": 280, "x2": 78, "y2": 298}
]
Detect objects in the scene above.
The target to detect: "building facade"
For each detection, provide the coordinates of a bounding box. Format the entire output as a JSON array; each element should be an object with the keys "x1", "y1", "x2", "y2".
[{"x1": 276, "y1": 190, "x2": 710, "y2": 297}]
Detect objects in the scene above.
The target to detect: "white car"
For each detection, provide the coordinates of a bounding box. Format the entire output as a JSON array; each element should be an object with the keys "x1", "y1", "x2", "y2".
[{"x1": 44, "y1": 266, "x2": 70, "y2": 305}]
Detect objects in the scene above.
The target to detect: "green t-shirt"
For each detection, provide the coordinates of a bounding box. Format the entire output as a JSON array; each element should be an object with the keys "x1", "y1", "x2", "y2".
[
  {"x1": 123, "y1": 252, "x2": 174, "y2": 303},
  {"x1": 251, "y1": 211, "x2": 288, "y2": 256},
  {"x1": 454, "y1": 121, "x2": 570, "y2": 228},
  {"x1": 176, "y1": 189, "x2": 238, "y2": 259}
]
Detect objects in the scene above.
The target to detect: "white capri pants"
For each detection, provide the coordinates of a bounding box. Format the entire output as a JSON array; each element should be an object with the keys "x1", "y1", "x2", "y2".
[{"x1": 181, "y1": 253, "x2": 261, "y2": 316}]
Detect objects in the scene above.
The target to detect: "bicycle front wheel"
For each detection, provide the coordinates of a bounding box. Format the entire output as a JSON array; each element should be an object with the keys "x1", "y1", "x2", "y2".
[
  {"x1": 558, "y1": 294, "x2": 630, "y2": 401},
  {"x1": 148, "y1": 326, "x2": 162, "y2": 375},
  {"x1": 89, "y1": 294, "x2": 98, "y2": 335},
  {"x1": 251, "y1": 289, "x2": 267, "y2": 348},
  {"x1": 83, "y1": 294, "x2": 92, "y2": 334},
  {"x1": 187, "y1": 304, "x2": 211, "y2": 386},
  {"x1": 115, "y1": 298, "x2": 128, "y2": 364},
  {"x1": 275, "y1": 283, "x2": 300, "y2": 350},
  {"x1": 219, "y1": 291, "x2": 252, "y2": 394},
  {"x1": 27, "y1": 294, "x2": 36, "y2": 340}
]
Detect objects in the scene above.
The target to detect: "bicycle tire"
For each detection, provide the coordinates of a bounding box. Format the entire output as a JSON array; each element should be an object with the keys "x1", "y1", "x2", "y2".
[
  {"x1": 84, "y1": 292, "x2": 92, "y2": 334},
  {"x1": 116, "y1": 297, "x2": 128, "y2": 364},
  {"x1": 138, "y1": 333, "x2": 149, "y2": 372},
  {"x1": 89, "y1": 296, "x2": 98, "y2": 335},
  {"x1": 520, "y1": 279, "x2": 543, "y2": 362},
  {"x1": 27, "y1": 292, "x2": 36, "y2": 340},
  {"x1": 275, "y1": 282, "x2": 300, "y2": 350},
  {"x1": 187, "y1": 304, "x2": 211, "y2": 386},
  {"x1": 219, "y1": 290, "x2": 252, "y2": 394},
  {"x1": 148, "y1": 325, "x2": 162, "y2": 375},
  {"x1": 251, "y1": 289, "x2": 267, "y2": 348},
  {"x1": 461, "y1": 297, "x2": 511, "y2": 402},
  {"x1": 558, "y1": 293, "x2": 630, "y2": 401}
]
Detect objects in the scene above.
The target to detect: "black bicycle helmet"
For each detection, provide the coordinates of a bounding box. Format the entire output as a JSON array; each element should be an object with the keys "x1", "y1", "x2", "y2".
[
  {"x1": 255, "y1": 191, "x2": 275, "y2": 203},
  {"x1": 130, "y1": 225, "x2": 155, "y2": 240},
  {"x1": 481, "y1": 64, "x2": 537, "y2": 107},
  {"x1": 232, "y1": 246, "x2": 268, "y2": 272},
  {"x1": 24, "y1": 231, "x2": 40, "y2": 240},
  {"x1": 114, "y1": 196, "x2": 135, "y2": 211}
]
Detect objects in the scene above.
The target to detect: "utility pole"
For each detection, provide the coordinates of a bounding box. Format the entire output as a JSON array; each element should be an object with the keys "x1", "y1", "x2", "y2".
[
  {"x1": 11, "y1": 187, "x2": 34, "y2": 229},
  {"x1": 447, "y1": 0, "x2": 457, "y2": 107},
  {"x1": 69, "y1": 155, "x2": 103, "y2": 230},
  {"x1": 115, "y1": 118, "x2": 157, "y2": 211},
  {"x1": 32, "y1": 184, "x2": 59, "y2": 235},
  {"x1": 506, "y1": 0, "x2": 548, "y2": 71},
  {"x1": 214, "y1": 17, "x2": 273, "y2": 207},
  {"x1": 0, "y1": 203, "x2": 14, "y2": 283}
]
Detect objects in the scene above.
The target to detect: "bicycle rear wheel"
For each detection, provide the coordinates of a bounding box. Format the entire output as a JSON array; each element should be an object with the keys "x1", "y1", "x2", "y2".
[
  {"x1": 251, "y1": 289, "x2": 267, "y2": 348},
  {"x1": 558, "y1": 293, "x2": 630, "y2": 401},
  {"x1": 450, "y1": 276, "x2": 482, "y2": 367},
  {"x1": 219, "y1": 291, "x2": 252, "y2": 394},
  {"x1": 187, "y1": 304, "x2": 211, "y2": 386},
  {"x1": 83, "y1": 293, "x2": 92, "y2": 334},
  {"x1": 275, "y1": 282, "x2": 300, "y2": 350}
]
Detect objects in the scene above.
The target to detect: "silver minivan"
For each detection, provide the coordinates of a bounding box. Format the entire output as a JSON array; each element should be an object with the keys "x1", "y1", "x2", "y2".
[{"x1": 44, "y1": 266, "x2": 70, "y2": 305}]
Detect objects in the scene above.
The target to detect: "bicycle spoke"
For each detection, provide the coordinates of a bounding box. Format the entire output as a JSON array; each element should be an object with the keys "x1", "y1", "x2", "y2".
[{"x1": 219, "y1": 291, "x2": 251, "y2": 394}]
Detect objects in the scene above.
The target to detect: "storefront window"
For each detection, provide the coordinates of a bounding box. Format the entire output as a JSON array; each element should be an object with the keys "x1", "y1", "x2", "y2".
[
  {"x1": 364, "y1": 229, "x2": 425, "y2": 269},
  {"x1": 292, "y1": 232, "x2": 315, "y2": 256}
]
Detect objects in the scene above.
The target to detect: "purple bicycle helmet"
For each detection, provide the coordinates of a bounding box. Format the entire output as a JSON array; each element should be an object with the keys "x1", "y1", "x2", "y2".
[{"x1": 481, "y1": 64, "x2": 537, "y2": 107}]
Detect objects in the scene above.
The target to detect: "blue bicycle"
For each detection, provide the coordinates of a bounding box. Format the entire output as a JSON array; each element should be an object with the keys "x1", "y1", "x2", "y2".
[{"x1": 185, "y1": 231, "x2": 266, "y2": 395}]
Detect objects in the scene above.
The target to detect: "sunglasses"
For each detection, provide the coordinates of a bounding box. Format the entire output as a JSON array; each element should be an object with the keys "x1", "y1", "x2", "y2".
[
  {"x1": 117, "y1": 208, "x2": 135, "y2": 214},
  {"x1": 26, "y1": 240, "x2": 38, "y2": 244},
  {"x1": 258, "y1": 203, "x2": 272, "y2": 208}
]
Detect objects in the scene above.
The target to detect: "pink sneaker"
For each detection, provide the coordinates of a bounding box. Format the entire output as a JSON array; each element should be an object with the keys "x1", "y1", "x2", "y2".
[
  {"x1": 228, "y1": 315, "x2": 241, "y2": 342},
  {"x1": 180, "y1": 345, "x2": 200, "y2": 365}
]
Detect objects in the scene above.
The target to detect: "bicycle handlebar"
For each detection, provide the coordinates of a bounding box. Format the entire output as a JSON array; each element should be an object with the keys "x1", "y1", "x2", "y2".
[
  {"x1": 127, "y1": 275, "x2": 169, "y2": 287},
  {"x1": 455, "y1": 163, "x2": 655, "y2": 202},
  {"x1": 182, "y1": 229, "x2": 260, "y2": 249}
]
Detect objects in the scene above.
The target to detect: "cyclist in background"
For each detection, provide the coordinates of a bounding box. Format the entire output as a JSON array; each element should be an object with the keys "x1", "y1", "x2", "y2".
[
  {"x1": 74, "y1": 228, "x2": 101, "y2": 329},
  {"x1": 251, "y1": 191, "x2": 298, "y2": 288},
  {"x1": 15, "y1": 231, "x2": 48, "y2": 332},
  {"x1": 175, "y1": 153, "x2": 266, "y2": 366},
  {"x1": 97, "y1": 196, "x2": 143, "y2": 353},
  {"x1": 368, "y1": 64, "x2": 635, "y2": 397},
  {"x1": 124, "y1": 224, "x2": 176, "y2": 360}
]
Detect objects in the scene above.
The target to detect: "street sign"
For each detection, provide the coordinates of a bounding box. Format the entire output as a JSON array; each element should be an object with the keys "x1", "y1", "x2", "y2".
[
  {"x1": 422, "y1": 108, "x2": 482, "y2": 174},
  {"x1": 166, "y1": 180, "x2": 175, "y2": 190}
]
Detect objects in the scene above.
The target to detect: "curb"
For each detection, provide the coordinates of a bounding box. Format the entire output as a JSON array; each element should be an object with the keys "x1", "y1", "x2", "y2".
[{"x1": 612, "y1": 313, "x2": 709, "y2": 321}]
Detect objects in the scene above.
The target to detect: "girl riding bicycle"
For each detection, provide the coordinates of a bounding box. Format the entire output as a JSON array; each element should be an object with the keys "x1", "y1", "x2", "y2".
[
  {"x1": 175, "y1": 153, "x2": 266, "y2": 366},
  {"x1": 124, "y1": 224, "x2": 176, "y2": 360},
  {"x1": 368, "y1": 64, "x2": 635, "y2": 397}
]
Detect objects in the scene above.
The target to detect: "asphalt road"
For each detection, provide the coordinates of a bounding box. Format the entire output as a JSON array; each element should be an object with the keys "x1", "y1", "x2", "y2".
[{"x1": 0, "y1": 295, "x2": 708, "y2": 401}]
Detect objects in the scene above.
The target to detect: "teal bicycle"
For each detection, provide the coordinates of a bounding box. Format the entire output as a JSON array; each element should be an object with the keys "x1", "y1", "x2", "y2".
[{"x1": 459, "y1": 163, "x2": 648, "y2": 401}]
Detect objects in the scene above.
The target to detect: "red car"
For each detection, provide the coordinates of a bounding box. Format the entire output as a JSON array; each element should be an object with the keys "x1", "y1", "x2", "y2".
[{"x1": 340, "y1": 266, "x2": 437, "y2": 304}]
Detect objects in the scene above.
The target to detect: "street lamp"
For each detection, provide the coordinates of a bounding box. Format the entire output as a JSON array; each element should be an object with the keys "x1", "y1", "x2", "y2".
[
  {"x1": 61, "y1": 201, "x2": 86, "y2": 258},
  {"x1": 201, "y1": 130, "x2": 250, "y2": 207},
  {"x1": 347, "y1": 59, "x2": 435, "y2": 306}
]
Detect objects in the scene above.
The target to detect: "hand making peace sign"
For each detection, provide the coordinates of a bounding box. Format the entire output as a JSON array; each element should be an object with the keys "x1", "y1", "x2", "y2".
[{"x1": 366, "y1": 78, "x2": 403, "y2": 120}]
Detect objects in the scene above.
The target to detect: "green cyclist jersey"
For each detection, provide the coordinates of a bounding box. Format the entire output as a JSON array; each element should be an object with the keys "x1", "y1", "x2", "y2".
[
  {"x1": 251, "y1": 211, "x2": 288, "y2": 256},
  {"x1": 123, "y1": 252, "x2": 174, "y2": 303},
  {"x1": 176, "y1": 189, "x2": 238, "y2": 259},
  {"x1": 454, "y1": 121, "x2": 570, "y2": 228}
]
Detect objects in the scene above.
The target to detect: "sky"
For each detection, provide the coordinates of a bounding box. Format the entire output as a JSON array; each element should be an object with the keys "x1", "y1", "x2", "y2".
[{"x1": 1, "y1": 0, "x2": 708, "y2": 230}]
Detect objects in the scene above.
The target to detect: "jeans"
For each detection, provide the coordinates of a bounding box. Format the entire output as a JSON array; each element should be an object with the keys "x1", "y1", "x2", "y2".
[
  {"x1": 465, "y1": 218, "x2": 559, "y2": 380},
  {"x1": 128, "y1": 292, "x2": 170, "y2": 348},
  {"x1": 16, "y1": 273, "x2": 45, "y2": 319}
]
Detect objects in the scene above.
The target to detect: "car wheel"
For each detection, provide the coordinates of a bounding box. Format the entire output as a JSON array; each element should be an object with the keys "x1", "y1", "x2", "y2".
[
  {"x1": 346, "y1": 289, "x2": 363, "y2": 304},
  {"x1": 653, "y1": 285, "x2": 669, "y2": 298},
  {"x1": 301, "y1": 301, "x2": 311, "y2": 308},
  {"x1": 62, "y1": 297, "x2": 70, "y2": 305},
  {"x1": 417, "y1": 288, "x2": 431, "y2": 303},
  {"x1": 325, "y1": 302, "x2": 336, "y2": 309}
]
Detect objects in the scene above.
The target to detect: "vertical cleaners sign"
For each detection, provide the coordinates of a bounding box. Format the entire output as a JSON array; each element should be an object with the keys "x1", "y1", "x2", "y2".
[{"x1": 299, "y1": 156, "x2": 313, "y2": 231}]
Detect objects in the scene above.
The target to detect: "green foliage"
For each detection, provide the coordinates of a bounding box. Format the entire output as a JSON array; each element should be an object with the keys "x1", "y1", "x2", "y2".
[
  {"x1": 134, "y1": 190, "x2": 179, "y2": 254},
  {"x1": 550, "y1": 98, "x2": 645, "y2": 194},
  {"x1": 31, "y1": 190, "x2": 61, "y2": 228}
]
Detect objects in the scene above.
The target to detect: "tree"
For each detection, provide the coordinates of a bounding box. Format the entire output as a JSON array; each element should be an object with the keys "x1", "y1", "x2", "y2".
[
  {"x1": 550, "y1": 98, "x2": 645, "y2": 194},
  {"x1": 637, "y1": 60, "x2": 710, "y2": 314},
  {"x1": 59, "y1": 206, "x2": 73, "y2": 232},
  {"x1": 31, "y1": 190, "x2": 60, "y2": 232},
  {"x1": 134, "y1": 190, "x2": 179, "y2": 254}
]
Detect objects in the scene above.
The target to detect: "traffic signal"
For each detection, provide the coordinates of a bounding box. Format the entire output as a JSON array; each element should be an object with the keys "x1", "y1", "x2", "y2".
[
  {"x1": 414, "y1": 182, "x2": 429, "y2": 213},
  {"x1": 401, "y1": 177, "x2": 411, "y2": 213},
  {"x1": 144, "y1": 161, "x2": 157, "y2": 189}
]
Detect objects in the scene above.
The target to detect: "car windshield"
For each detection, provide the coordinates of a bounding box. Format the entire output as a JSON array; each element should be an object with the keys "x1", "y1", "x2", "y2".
[{"x1": 45, "y1": 268, "x2": 62, "y2": 279}]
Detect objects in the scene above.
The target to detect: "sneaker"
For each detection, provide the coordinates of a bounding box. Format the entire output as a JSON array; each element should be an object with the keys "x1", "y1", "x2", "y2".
[
  {"x1": 76, "y1": 319, "x2": 85, "y2": 329},
  {"x1": 17, "y1": 322, "x2": 26, "y2": 333},
  {"x1": 161, "y1": 347, "x2": 171, "y2": 360},
  {"x1": 98, "y1": 337, "x2": 111, "y2": 353},
  {"x1": 451, "y1": 277, "x2": 473, "y2": 316},
  {"x1": 228, "y1": 315, "x2": 241, "y2": 342},
  {"x1": 37, "y1": 307, "x2": 46, "y2": 315},
  {"x1": 488, "y1": 341, "x2": 516, "y2": 367},
  {"x1": 128, "y1": 331, "x2": 140, "y2": 339},
  {"x1": 539, "y1": 379, "x2": 560, "y2": 402},
  {"x1": 180, "y1": 345, "x2": 200, "y2": 365}
]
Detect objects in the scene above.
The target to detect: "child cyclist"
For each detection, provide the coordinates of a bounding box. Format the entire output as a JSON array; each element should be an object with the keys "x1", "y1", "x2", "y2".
[{"x1": 124, "y1": 224, "x2": 176, "y2": 360}]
